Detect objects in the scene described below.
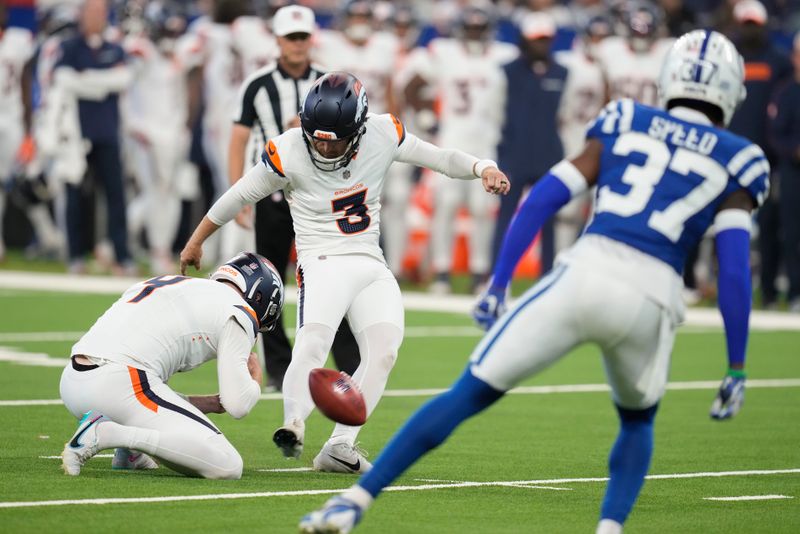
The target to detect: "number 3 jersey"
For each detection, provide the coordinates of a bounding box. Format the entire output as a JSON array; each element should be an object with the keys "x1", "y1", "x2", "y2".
[
  {"x1": 208, "y1": 113, "x2": 485, "y2": 265},
  {"x1": 583, "y1": 99, "x2": 770, "y2": 274},
  {"x1": 71, "y1": 277, "x2": 259, "y2": 381}
]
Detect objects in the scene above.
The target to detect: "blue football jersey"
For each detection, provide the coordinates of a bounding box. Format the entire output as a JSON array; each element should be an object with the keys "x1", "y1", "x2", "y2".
[{"x1": 583, "y1": 99, "x2": 770, "y2": 273}]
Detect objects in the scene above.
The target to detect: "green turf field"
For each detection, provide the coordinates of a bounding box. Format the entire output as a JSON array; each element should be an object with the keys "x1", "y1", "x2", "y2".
[{"x1": 0, "y1": 289, "x2": 798, "y2": 533}]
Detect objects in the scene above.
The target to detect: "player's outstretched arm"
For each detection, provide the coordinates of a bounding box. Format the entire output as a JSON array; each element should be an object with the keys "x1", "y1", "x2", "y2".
[
  {"x1": 710, "y1": 190, "x2": 755, "y2": 420},
  {"x1": 394, "y1": 130, "x2": 508, "y2": 194},
  {"x1": 472, "y1": 140, "x2": 600, "y2": 330},
  {"x1": 180, "y1": 161, "x2": 287, "y2": 274},
  {"x1": 180, "y1": 216, "x2": 220, "y2": 274}
]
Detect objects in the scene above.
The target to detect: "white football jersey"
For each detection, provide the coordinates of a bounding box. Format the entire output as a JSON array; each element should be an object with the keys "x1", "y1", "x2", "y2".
[
  {"x1": 123, "y1": 36, "x2": 188, "y2": 132},
  {"x1": 407, "y1": 38, "x2": 517, "y2": 157},
  {"x1": 555, "y1": 49, "x2": 607, "y2": 158},
  {"x1": 231, "y1": 16, "x2": 277, "y2": 74},
  {"x1": 313, "y1": 30, "x2": 400, "y2": 114},
  {"x1": 596, "y1": 36, "x2": 674, "y2": 107},
  {"x1": 262, "y1": 113, "x2": 406, "y2": 263},
  {"x1": 71, "y1": 277, "x2": 258, "y2": 381},
  {"x1": 0, "y1": 27, "x2": 34, "y2": 124}
]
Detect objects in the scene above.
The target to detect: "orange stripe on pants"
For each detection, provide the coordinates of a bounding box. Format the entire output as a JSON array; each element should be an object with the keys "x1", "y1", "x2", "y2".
[{"x1": 128, "y1": 366, "x2": 158, "y2": 412}]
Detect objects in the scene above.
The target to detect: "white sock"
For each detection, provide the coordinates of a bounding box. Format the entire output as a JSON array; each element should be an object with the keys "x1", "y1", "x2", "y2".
[
  {"x1": 282, "y1": 324, "x2": 335, "y2": 426},
  {"x1": 341, "y1": 485, "x2": 374, "y2": 510},
  {"x1": 330, "y1": 323, "x2": 402, "y2": 443},
  {"x1": 596, "y1": 519, "x2": 623, "y2": 534}
]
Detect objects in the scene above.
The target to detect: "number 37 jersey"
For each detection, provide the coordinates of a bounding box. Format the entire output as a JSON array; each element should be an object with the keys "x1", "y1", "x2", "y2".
[{"x1": 584, "y1": 99, "x2": 770, "y2": 273}]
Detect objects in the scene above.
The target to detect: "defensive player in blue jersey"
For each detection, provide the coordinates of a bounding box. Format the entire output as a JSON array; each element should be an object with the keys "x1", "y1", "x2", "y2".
[{"x1": 299, "y1": 30, "x2": 766, "y2": 534}]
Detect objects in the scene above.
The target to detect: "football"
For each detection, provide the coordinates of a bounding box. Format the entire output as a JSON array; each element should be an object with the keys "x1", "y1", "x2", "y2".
[{"x1": 308, "y1": 368, "x2": 367, "y2": 426}]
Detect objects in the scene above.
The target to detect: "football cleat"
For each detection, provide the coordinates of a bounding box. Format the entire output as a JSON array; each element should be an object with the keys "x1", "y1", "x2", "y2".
[
  {"x1": 273, "y1": 421, "x2": 305, "y2": 459},
  {"x1": 62, "y1": 411, "x2": 108, "y2": 476},
  {"x1": 313, "y1": 436, "x2": 372, "y2": 474},
  {"x1": 299, "y1": 496, "x2": 363, "y2": 533},
  {"x1": 111, "y1": 447, "x2": 159, "y2": 470},
  {"x1": 710, "y1": 374, "x2": 745, "y2": 420}
]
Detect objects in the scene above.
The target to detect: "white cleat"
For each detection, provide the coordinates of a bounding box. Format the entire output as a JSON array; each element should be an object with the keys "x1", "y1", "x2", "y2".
[
  {"x1": 111, "y1": 447, "x2": 158, "y2": 470},
  {"x1": 273, "y1": 421, "x2": 305, "y2": 459},
  {"x1": 299, "y1": 496, "x2": 363, "y2": 534},
  {"x1": 313, "y1": 437, "x2": 372, "y2": 474},
  {"x1": 62, "y1": 412, "x2": 108, "y2": 476}
]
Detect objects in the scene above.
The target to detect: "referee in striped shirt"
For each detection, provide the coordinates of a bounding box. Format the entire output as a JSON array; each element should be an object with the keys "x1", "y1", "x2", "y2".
[{"x1": 228, "y1": 5, "x2": 360, "y2": 390}]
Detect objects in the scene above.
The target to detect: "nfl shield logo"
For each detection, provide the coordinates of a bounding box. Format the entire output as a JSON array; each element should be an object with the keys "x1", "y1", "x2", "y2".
[{"x1": 343, "y1": 170, "x2": 351, "y2": 180}]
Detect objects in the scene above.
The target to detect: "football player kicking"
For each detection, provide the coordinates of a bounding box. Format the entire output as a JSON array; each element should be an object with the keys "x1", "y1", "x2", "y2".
[
  {"x1": 300, "y1": 30, "x2": 763, "y2": 533},
  {"x1": 180, "y1": 72, "x2": 510, "y2": 473},
  {"x1": 60, "y1": 252, "x2": 283, "y2": 479}
]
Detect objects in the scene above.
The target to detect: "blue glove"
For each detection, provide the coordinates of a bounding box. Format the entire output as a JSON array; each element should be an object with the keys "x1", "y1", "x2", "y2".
[
  {"x1": 472, "y1": 284, "x2": 507, "y2": 331},
  {"x1": 710, "y1": 372, "x2": 745, "y2": 420}
]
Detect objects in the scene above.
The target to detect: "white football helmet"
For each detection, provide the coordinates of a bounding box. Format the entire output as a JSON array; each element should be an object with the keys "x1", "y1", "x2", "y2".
[{"x1": 658, "y1": 30, "x2": 746, "y2": 126}]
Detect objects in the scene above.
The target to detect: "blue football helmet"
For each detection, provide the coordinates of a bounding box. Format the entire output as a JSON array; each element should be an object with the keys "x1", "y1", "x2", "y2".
[
  {"x1": 300, "y1": 72, "x2": 369, "y2": 171},
  {"x1": 211, "y1": 252, "x2": 284, "y2": 332}
]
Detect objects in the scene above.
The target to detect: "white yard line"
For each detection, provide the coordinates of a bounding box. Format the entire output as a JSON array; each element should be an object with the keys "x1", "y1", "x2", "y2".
[
  {"x1": 39, "y1": 454, "x2": 114, "y2": 460},
  {"x1": 2, "y1": 270, "x2": 800, "y2": 330},
  {"x1": 0, "y1": 468, "x2": 797, "y2": 509},
  {"x1": 0, "y1": 325, "x2": 751, "y2": 345},
  {"x1": 703, "y1": 495, "x2": 794, "y2": 501},
  {"x1": 4, "y1": 378, "x2": 800, "y2": 407},
  {"x1": 256, "y1": 467, "x2": 314, "y2": 473}
]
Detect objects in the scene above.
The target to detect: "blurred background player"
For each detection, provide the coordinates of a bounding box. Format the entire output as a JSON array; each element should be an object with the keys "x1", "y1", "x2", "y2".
[
  {"x1": 404, "y1": 4, "x2": 517, "y2": 294},
  {"x1": 227, "y1": 4, "x2": 359, "y2": 391},
  {"x1": 122, "y1": 2, "x2": 193, "y2": 275},
  {"x1": 179, "y1": 72, "x2": 510, "y2": 474},
  {"x1": 596, "y1": 1, "x2": 674, "y2": 106},
  {"x1": 769, "y1": 33, "x2": 800, "y2": 313},
  {"x1": 53, "y1": 0, "x2": 134, "y2": 275},
  {"x1": 302, "y1": 29, "x2": 766, "y2": 534},
  {"x1": 314, "y1": 0, "x2": 399, "y2": 117},
  {"x1": 727, "y1": 0, "x2": 792, "y2": 309},
  {"x1": 180, "y1": 0, "x2": 277, "y2": 266},
  {"x1": 552, "y1": 14, "x2": 611, "y2": 253},
  {"x1": 0, "y1": 2, "x2": 62, "y2": 262},
  {"x1": 377, "y1": 3, "x2": 423, "y2": 280},
  {"x1": 60, "y1": 252, "x2": 284, "y2": 479},
  {"x1": 493, "y1": 12, "x2": 567, "y2": 276}
]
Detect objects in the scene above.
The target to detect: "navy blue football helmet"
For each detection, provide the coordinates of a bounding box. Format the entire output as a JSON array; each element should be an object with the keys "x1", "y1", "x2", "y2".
[
  {"x1": 211, "y1": 252, "x2": 284, "y2": 332},
  {"x1": 300, "y1": 72, "x2": 369, "y2": 171}
]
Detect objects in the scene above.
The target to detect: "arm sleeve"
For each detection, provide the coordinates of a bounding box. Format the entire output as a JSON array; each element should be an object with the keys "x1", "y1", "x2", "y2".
[
  {"x1": 491, "y1": 161, "x2": 588, "y2": 288},
  {"x1": 75, "y1": 66, "x2": 133, "y2": 95},
  {"x1": 216, "y1": 318, "x2": 260, "y2": 419},
  {"x1": 714, "y1": 209, "x2": 752, "y2": 369},
  {"x1": 207, "y1": 161, "x2": 288, "y2": 226},
  {"x1": 394, "y1": 131, "x2": 491, "y2": 180}
]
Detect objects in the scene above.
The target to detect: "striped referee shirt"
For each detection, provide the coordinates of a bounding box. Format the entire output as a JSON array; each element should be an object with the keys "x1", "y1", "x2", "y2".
[{"x1": 232, "y1": 62, "x2": 325, "y2": 166}]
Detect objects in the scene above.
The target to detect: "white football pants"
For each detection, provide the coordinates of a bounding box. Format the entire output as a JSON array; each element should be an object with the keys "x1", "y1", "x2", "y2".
[
  {"x1": 282, "y1": 254, "x2": 404, "y2": 444},
  {"x1": 60, "y1": 362, "x2": 242, "y2": 479},
  {"x1": 470, "y1": 254, "x2": 679, "y2": 410}
]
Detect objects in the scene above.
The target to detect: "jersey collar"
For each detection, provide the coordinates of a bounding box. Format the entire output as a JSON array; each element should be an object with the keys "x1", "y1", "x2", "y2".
[
  {"x1": 277, "y1": 62, "x2": 313, "y2": 80},
  {"x1": 668, "y1": 106, "x2": 713, "y2": 126}
]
